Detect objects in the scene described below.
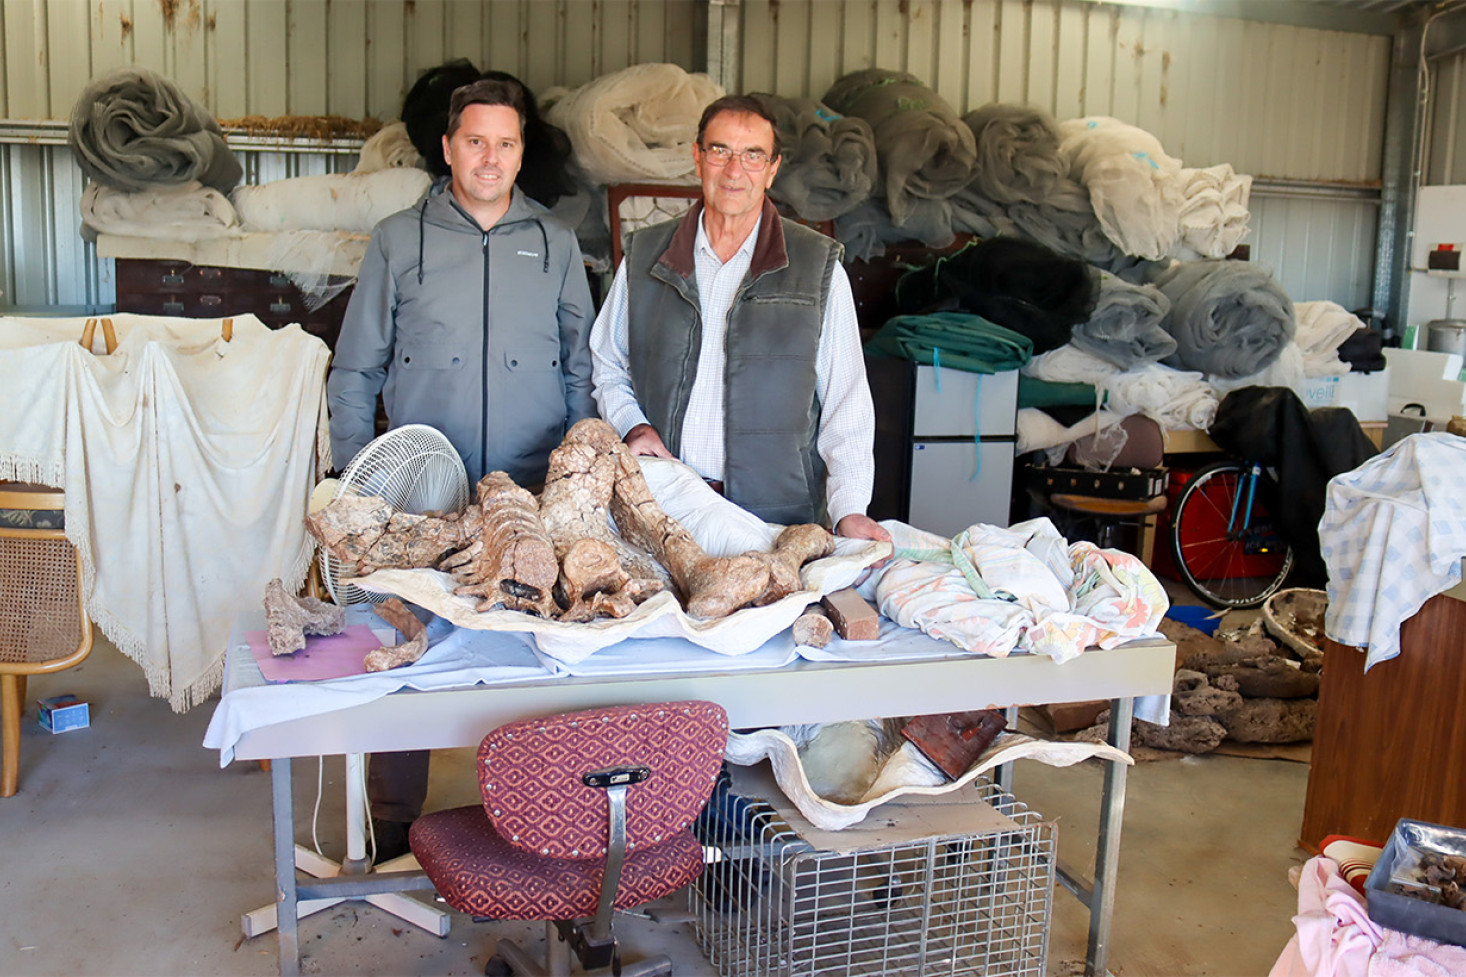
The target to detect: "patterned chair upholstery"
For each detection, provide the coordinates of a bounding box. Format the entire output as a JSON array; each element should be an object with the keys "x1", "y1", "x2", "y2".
[{"x1": 410, "y1": 700, "x2": 728, "y2": 977}]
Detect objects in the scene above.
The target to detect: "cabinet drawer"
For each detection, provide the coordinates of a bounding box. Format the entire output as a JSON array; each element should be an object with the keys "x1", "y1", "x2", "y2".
[
  {"x1": 911, "y1": 367, "x2": 1018, "y2": 438},
  {"x1": 908, "y1": 441, "x2": 1015, "y2": 537}
]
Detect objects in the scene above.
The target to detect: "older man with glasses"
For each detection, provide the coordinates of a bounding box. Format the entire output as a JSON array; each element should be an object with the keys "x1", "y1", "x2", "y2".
[{"x1": 590, "y1": 94, "x2": 889, "y2": 544}]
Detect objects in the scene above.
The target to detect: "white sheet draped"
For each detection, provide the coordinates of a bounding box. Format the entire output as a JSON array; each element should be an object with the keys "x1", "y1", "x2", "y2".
[{"x1": 0, "y1": 314, "x2": 330, "y2": 711}]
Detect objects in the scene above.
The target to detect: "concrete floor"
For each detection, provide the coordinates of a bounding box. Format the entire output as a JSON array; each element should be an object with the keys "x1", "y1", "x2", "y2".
[{"x1": 1, "y1": 620, "x2": 1308, "y2": 977}]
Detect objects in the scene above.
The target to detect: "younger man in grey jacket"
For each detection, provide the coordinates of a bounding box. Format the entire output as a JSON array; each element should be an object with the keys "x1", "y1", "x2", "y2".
[{"x1": 326, "y1": 78, "x2": 595, "y2": 858}]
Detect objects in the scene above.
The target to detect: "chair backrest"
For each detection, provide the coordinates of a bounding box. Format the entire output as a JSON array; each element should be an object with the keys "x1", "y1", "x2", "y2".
[
  {"x1": 0, "y1": 483, "x2": 92, "y2": 669},
  {"x1": 478, "y1": 700, "x2": 728, "y2": 860}
]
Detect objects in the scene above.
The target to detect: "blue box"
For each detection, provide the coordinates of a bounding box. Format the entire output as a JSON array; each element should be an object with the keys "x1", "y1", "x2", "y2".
[{"x1": 37, "y1": 694, "x2": 89, "y2": 734}]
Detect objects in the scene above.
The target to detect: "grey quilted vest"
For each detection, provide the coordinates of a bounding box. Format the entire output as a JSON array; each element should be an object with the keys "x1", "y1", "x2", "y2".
[{"x1": 625, "y1": 199, "x2": 842, "y2": 524}]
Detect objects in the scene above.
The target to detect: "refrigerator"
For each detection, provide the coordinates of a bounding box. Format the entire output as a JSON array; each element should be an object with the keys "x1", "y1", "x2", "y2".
[{"x1": 867, "y1": 358, "x2": 1019, "y2": 537}]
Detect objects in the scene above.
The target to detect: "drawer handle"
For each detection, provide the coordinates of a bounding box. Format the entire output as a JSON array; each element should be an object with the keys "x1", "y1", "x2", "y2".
[
  {"x1": 161, "y1": 273, "x2": 185, "y2": 286},
  {"x1": 270, "y1": 300, "x2": 292, "y2": 314},
  {"x1": 268, "y1": 274, "x2": 292, "y2": 288},
  {"x1": 199, "y1": 294, "x2": 223, "y2": 308},
  {"x1": 199, "y1": 267, "x2": 224, "y2": 281},
  {"x1": 162, "y1": 301, "x2": 185, "y2": 315}
]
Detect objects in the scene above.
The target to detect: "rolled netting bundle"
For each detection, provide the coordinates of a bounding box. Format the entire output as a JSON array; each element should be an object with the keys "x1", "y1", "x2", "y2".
[
  {"x1": 1155, "y1": 259, "x2": 1296, "y2": 378},
  {"x1": 751, "y1": 93, "x2": 877, "y2": 222},
  {"x1": 69, "y1": 67, "x2": 242, "y2": 194},
  {"x1": 231, "y1": 169, "x2": 433, "y2": 235},
  {"x1": 822, "y1": 69, "x2": 976, "y2": 225},
  {"x1": 1058, "y1": 116, "x2": 1184, "y2": 262},
  {"x1": 894, "y1": 237, "x2": 1098, "y2": 354},
  {"x1": 1172, "y1": 164, "x2": 1252, "y2": 260},
  {"x1": 1069, "y1": 272, "x2": 1176, "y2": 370},
  {"x1": 542, "y1": 63, "x2": 723, "y2": 186},
  {"x1": 1294, "y1": 301, "x2": 1364, "y2": 377},
  {"x1": 962, "y1": 104, "x2": 1068, "y2": 207},
  {"x1": 401, "y1": 61, "x2": 578, "y2": 207},
  {"x1": 834, "y1": 197, "x2": 956, "y2": 262},
  {"x1": 80, "y1": 181, "x2": 239, "y2": 243},
  {"x1": 355, "y1": 121, "x2": 422, "y2": 174}
]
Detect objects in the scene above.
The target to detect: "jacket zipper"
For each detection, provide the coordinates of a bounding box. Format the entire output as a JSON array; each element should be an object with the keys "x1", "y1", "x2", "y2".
[{"x1": 481, "y1": 229, "x2": 491, "y2": 479}]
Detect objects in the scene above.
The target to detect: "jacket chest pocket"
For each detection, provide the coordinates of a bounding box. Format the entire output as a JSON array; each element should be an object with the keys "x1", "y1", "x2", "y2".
[
  {"x1": 503, "y1": 344, "x2": 560, "y2": 372},
  {"x1": 396, "y1": 340, "x2": 466, "y2": 371}
]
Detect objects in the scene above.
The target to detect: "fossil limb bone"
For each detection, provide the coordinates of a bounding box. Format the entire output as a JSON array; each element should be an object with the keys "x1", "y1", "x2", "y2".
[
  {"x1": 365, "y1": 597, "x2": 430, "y2": 671},
  {"x1": 450, "y1": 472, "x2": 559, "y2": 617},
  {"x1": 562, "y1": 419, "x2": 772, "y2": 618},
  {"x1": 749, "y1": 523, "x2": 836, "y2": 606}
]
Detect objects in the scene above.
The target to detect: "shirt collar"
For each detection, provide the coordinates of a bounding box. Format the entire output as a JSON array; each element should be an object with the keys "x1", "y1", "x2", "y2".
[{"x1": 695, "y1": 212, "x2": 763, "y2": 264}]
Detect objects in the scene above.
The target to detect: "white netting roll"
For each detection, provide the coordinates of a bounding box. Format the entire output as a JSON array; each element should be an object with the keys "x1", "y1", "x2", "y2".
[
  {"x1": 542, "y1": 63, "x2": 724, "y2": 185},
  {"x1": 1059, "y1": 116, "x2": 1184, "y2": 261},
  {"x1": 231, "y1": 168, "x2": 432, "y2": 235}
]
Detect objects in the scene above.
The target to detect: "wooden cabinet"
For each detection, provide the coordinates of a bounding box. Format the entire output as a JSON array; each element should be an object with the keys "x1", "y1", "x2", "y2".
[
  {"x1": 113, "y1": 259, "x2": 352, "y2": 351},
  {"x1": 1300, "y1": 591, "x2": 1466, "y2": 849}
]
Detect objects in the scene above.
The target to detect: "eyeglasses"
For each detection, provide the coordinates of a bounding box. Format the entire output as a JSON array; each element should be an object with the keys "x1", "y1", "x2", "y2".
[{"x1": 700, "y1": 144, "x2": 772, "y2": 171}]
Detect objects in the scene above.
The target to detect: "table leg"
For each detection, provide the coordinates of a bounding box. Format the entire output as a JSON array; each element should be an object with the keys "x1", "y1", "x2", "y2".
[
  {"x1": 1086, "y1": 695, "x2": 1133, "y2": 977},
  {"x1": 272, "y1": 757, "x2": 300, "y2": 977}
]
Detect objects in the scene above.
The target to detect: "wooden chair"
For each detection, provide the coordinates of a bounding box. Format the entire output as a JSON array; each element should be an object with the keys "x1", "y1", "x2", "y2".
[{"x1": 0, "y1": 483, "x2": 93, "y2": 797}]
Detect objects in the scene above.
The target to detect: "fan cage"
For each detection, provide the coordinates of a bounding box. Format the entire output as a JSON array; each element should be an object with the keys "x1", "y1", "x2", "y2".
[
  {"x1": 321, "y1": 424, "x2": 470, "y2": 605},
  {"x1": 691, "y1": 776, "x2": 1055, "y2": 977}
]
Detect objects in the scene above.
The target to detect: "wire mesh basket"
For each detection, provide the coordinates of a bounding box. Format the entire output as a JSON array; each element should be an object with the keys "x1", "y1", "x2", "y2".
[{"x1": 691, "y1": 768, "x2": 1055, "y2": 977}]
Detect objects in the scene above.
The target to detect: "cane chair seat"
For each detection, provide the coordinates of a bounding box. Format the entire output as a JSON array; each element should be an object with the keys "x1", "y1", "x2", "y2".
[{"x1": 0, "y1": 482, "x2": 94, "y2": 797}]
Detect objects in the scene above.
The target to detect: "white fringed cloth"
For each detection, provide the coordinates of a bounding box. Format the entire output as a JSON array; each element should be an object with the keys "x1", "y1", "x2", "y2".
[{"x1": 0, "y1": 314, "x2": 330, "y2": 712}]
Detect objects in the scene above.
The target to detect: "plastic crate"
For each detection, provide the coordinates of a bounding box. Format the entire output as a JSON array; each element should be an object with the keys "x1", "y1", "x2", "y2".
[
  {"x1": 1365, "y1": 818, "x2": 1466, "y2": 947},
  {"x1": 691, "y1": 767, "x2": 1055, "y2": 977},
  {"x1": 1025, "y1": 465, "x2": 1167, "y2": 501}
]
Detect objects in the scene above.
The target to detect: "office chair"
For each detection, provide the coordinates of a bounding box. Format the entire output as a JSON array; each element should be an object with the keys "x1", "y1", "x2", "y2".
[
  {"x1": 410, "y1": 700, "x2": 729, "y2": 977},
  {"x1": 0, "y1": 483, "x2": 94, "y2": 797}
]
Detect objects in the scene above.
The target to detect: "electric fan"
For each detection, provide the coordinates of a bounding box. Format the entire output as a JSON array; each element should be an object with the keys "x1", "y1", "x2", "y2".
[{"x1": 317, "y1": 423, "x2": 470, "y2": 605}]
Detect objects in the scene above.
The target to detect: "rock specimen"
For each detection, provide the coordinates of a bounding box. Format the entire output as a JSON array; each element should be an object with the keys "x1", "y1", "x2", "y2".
[
  {"x1": 1216, "y1": 697, "x2": 1316, "y2": 743},
  {"x1": 1205, "y1": 658, "x2": 1319, "y2": 699},
  {"x1": 1171, "y1": 669, "x2": 1244, "y2": 717},
  {"x1": 364, "y1": 597, "x2": 430, "y2": 671},
  {"x1": 1135, "y1": 714, "x2": 1228, "y2": 753},
  {"x1": 262, "y1": 577, "x2": 345, "y2": 655},
  {"x1": 792, "y1": 606, "x2": 834, "y2": 648},
  {"x1": 822, "y1": 588, "x2": 881, "y2": 640},
  {"x1": 447, "y1": 473, "x2": 559, "y2": 617}
]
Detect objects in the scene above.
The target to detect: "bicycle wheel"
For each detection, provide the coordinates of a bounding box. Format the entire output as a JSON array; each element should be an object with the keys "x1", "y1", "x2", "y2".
[{"x1": 1169, "y1": 461, "x2": 1295, "y2": 609}]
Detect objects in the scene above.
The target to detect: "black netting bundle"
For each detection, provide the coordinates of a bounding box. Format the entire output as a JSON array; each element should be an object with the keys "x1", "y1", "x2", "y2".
[
  {"x1": 894, "y1": 237, "x2": 1098, "y2": 354},
  {"x1": 401, "y1": 60, "x2": 576, "y2": 207}
]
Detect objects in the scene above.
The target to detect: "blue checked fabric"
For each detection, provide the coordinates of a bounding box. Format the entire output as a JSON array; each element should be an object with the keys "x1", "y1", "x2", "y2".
[{"x1": 1319, "y1": 432, "x2": 1466, "y2": 668}]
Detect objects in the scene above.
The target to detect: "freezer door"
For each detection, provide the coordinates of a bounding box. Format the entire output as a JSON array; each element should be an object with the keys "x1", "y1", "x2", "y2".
[
  {"x1": 909, "y1": 441, "x2": 1016, "y2": 537},
  {"x1": 911, "y1": 366, "x2": 1018, "y2": 438}
]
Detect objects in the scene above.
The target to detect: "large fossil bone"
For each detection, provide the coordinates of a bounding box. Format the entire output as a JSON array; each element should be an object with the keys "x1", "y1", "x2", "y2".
[
  {"x1": 448, "y1": 472, "x2": 559, "y2": 617},
  {"x1": 563, "y1": 420, "x2": 772, "y2": 618},
  {"x1": 306, "y1": 493, "x2": 476, "y2": 576},
  {"x1": 538, "y1": 427, "x2": 669, "y2": 620},
  {"x1": 262, "y1": 577, "x2": 345, "y2": 655},
  {"x1": 364, "y1": 597, "x2": 430, "y2": 671},
  {"x1": 748, "y1": 523, "x2": 836, "y2": 606}
]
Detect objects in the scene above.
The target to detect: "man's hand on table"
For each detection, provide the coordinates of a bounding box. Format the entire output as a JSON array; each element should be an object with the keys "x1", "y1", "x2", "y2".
[{"x1": 836, "y1": 514, "x2": 892, "y2": 568}]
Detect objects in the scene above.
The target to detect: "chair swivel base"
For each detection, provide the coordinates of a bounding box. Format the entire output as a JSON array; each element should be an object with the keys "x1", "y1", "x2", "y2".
[{"x1": 488, "y1": 920, "x2": 673, "y2": 977}]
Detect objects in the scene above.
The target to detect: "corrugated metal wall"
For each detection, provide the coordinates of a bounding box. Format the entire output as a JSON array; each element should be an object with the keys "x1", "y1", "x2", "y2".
[
  {"x1": 1426, "y1": 50, "x2": 1466, "y2": 185},
  {"x1": 736, "y1": 0, "x2": 1390, "y2": 308},
  {"x1": 0, "y1": 0, "x2": 698, "y2": 122},
  {"x1": 1, "y1": 0, "x2": 1390, "y2": 311}
]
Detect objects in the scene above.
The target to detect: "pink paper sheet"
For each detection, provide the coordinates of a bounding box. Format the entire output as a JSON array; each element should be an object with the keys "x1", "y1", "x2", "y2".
[{"x1": 245, "y1": 625, "x2": 384, "y2": 683}]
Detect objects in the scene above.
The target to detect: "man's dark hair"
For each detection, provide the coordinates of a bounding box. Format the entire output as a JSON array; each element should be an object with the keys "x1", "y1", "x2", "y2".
[
  {"x1": 446, "y1": 77, "x2": 528, "y2": 138},
  {"x1": 696, "y1": 94, "x2": 781, "y2": 160}
]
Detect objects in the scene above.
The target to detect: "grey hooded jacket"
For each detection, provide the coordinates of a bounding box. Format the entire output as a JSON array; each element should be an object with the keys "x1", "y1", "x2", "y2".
[{"x1": 327, "y1": 179, "x2": 596, "y2": 486}]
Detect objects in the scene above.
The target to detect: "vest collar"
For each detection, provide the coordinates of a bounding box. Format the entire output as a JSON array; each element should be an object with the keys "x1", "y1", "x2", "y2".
[{"x1": 656, "y1": 197, "x2": 789, "y2": 282}]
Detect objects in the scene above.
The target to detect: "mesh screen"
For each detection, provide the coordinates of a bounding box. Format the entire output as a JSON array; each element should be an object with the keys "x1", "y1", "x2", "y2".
[{"x1": 0, "y1": 536, "x2": 84, "y2": 664}]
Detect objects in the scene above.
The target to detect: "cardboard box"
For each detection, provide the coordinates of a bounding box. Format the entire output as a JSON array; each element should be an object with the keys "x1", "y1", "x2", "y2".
[
  {"x1": 37, "y1": 694, "x2": 89, "y2": 734},
  {"x1": 1300, "y1": 370, "x2": 1390, "y2": 422}
]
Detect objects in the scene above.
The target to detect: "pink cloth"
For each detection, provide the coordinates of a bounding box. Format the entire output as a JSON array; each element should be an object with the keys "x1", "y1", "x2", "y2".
[{"x1": 1270, "y1": 856, "x2": 1466, "y2": 977}]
